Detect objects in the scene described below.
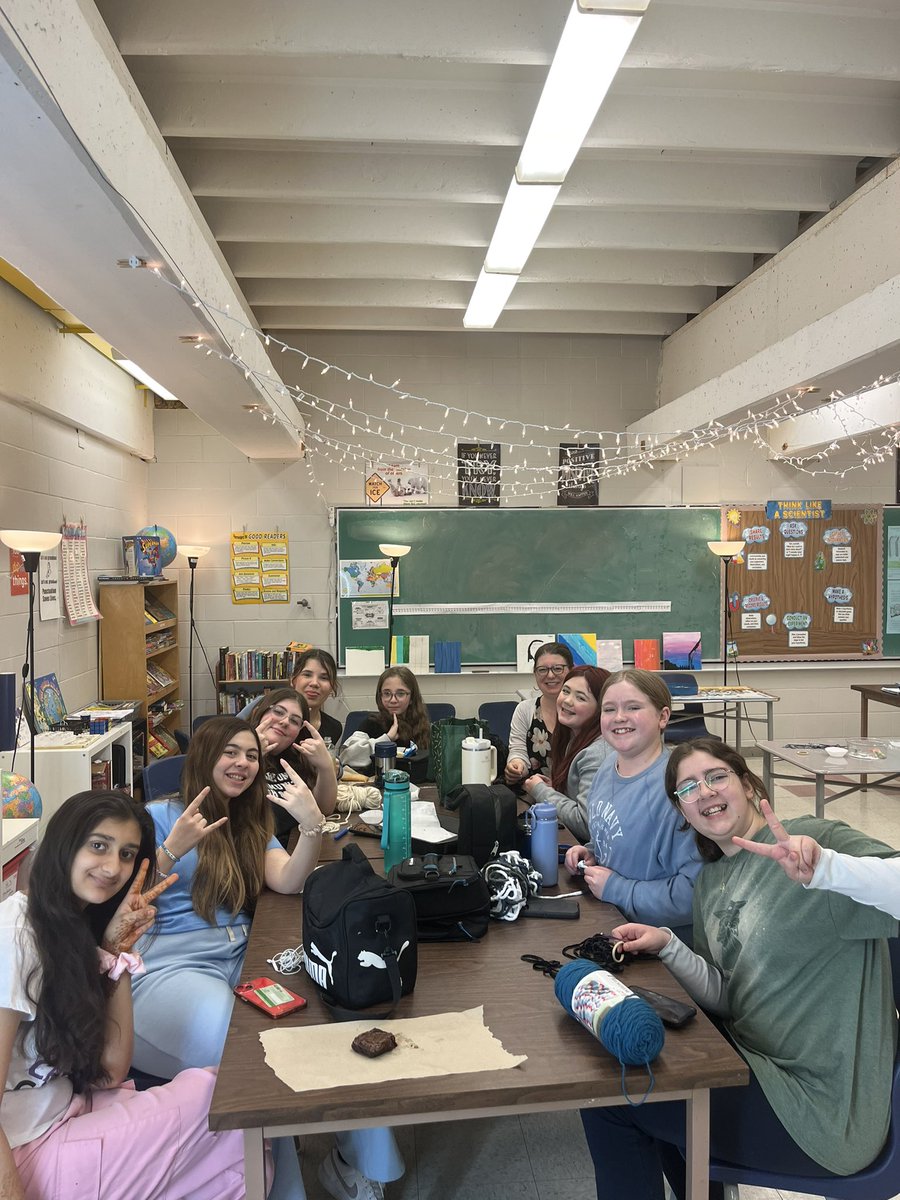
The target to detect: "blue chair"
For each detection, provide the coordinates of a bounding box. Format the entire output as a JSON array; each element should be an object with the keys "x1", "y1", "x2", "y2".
[
  {"x1": 710, "y1": 939, "x2": 900, "y2": 1200},
  {"x1": 477, "y1": 701, "x2": 516, "y2": 747},
  {"x1": 142, "y1": 754, "x2": 185, "y2": 801},
  {"x1": 426, "y1": 703, "x2": 456, "y2": 724},
  {"x1": 192, "y1": 714, "x2": 216, "y2": 735},
  {"x1": 339, "y1": 710, "x2": 369, "y2": 744},
  {"x1": 659, "y1": 672, "x2": 715, "y2": 744}
]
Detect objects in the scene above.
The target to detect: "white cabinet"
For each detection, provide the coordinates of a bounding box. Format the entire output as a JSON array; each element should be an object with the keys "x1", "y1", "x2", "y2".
[{"x1": 0, "y1": 724, "x2": 133, "y2": 829}]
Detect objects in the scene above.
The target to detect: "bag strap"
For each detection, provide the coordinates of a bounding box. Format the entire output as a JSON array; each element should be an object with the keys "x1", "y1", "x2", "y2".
[
  {"x1": 342, "y1": 842, "x2": 374, "y2": 870},
  {"x1": 321, "y1": 913, "x2": 404, "y2": 1022}
]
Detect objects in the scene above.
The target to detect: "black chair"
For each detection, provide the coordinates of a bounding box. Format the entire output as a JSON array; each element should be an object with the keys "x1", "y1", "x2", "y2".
[
  {"x1": 142, "y1": 754, "x2": 186, "y2": 801},
  {"x1": 659, "y1": 672, "x2": 715, "y2": 744},
  {"x1": 426, "y1": 702, "x2": 456, "y2": 723},
  {"x1": 192, "y1": 714, "x2": 216, "y2": 734},
  {"x1": 477, "y1": 701, "x2": 516, "y2": 746},
  {"x1": 339, "y1": 710, "x2": 369, "y2": 744},
  {"x1": 173, "y1": 729, "x2": 190, "y2": 754}
]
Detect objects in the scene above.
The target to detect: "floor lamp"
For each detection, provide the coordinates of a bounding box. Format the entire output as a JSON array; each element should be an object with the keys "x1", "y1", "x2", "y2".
[
  {"x1": 0, "y1": 529, "x2": 63, "y2": 787},
  {"x1": 178, "y1": 545, "x2": 210, "y2": 736},
  {"x1": 378, "y1": 543, "x2": 411, "y2": 666},
  {"x1": 707, "y1": 539, "x2": 746, "y2": 741}
]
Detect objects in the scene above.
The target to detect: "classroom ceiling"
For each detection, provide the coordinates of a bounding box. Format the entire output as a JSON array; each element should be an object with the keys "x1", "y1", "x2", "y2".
[{"x1": 92, "y1": 0, "x2": 900, "y2": 340}]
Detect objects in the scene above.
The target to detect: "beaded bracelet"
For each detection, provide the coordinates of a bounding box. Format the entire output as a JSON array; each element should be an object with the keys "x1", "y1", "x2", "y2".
[
  {"x1": 158, "y1": 843, "x2": 180, "y2": 864},
  {"x1": 297, "y1": 818, "x2": 326, "y2": 838}
]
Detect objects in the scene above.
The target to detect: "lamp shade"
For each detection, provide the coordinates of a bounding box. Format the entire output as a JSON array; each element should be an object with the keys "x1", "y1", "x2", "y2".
[
  {"x1": 0, "y1": 530, "x2": 62, "y2": 554},
  {"x1": 378, "y1": 544, "x2": 411, "y2": 558},
  {"x1": 179, "y1": 545, "x2": 211, "y2": 560},
  {"x1": 707, "y1": 540, "x2": 746, "y2": 560}
]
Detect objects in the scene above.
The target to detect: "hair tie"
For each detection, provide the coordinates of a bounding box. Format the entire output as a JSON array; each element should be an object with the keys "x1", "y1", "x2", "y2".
[{"x1": 97, "y1": 948, "x2": 145, "y2": 980}]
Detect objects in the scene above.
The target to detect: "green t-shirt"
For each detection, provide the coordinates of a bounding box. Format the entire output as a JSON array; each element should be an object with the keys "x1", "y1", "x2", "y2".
[{"x1": 693, "y1": 816, "x2": 899, "y2": 1175}]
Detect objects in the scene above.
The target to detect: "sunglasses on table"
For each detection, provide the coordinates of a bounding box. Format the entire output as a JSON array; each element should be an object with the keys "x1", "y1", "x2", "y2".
[{"x1": 672, "y1": 768, "x2": 736, "y2": 805}]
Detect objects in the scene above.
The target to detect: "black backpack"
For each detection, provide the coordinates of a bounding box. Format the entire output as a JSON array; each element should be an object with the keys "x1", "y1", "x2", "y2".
[
  {"x1": 388, "y1": 853, "x2": 491, "y2": 941},
  {"x1": 443, "y1": 783, "x2": 519, "y2": 868},
  {"x1": 302, "y1": 843, "x2": 417, "y2": 1014}
]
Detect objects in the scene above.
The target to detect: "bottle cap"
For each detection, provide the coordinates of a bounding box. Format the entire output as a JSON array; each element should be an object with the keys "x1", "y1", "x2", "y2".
[{"x1": 382, "y1": 768, "x2": 410, "y2": 785}]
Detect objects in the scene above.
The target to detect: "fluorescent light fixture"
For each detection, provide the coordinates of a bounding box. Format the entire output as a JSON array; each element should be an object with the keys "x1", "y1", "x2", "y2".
[
  {"x1": 111, "y1": 352, "x2": 178, "y2": 402},
  {"x1": 484, "y1": 179, "x2": 561, "y2": 274},
  {"x1": 517, "y1": 2, "x2": 645, "y2": 183},
  {"x1": 463, "y1": 270, "x2": 520, "y2": 329}
]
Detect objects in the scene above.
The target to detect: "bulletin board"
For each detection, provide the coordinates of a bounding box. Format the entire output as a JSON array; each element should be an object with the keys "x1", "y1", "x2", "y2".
[
  {"x1": 335, "y1": 506, "x2": 722, "y2": 666},
  {"x1": 884, "y1": 506, "x2": 900, "y2": 658},
  {"x1": 722, "y1": 502, "x2": 883, "y2": 661}
]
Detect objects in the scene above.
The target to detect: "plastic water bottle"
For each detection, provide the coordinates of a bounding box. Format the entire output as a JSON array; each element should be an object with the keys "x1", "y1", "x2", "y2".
[
  {"x1": 381, "y1": 768, "x2": 412, "y2": 875},
  {"x1": 527, "y1": 802, "x2": 559, "y2": 888}
]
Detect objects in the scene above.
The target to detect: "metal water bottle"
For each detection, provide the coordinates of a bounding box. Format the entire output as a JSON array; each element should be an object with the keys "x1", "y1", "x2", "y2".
[
  {"x1": 381, "y1": 768, "x2": 412, "y2": 875},
  {"x1": 527, "y1": 801, "x2": 559, "y2": 888}
]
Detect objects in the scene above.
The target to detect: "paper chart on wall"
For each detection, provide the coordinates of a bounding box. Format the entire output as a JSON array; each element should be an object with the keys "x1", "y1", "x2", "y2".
[
  {"x1": 231, "y1": 532, "x2": 289, "y2": 604},
  {"x1": 61, "y1": 521, "x2": 100, "y2": 625},
  {"x1": 38, "y1": 548, "x2": 60, "y2": 621}
]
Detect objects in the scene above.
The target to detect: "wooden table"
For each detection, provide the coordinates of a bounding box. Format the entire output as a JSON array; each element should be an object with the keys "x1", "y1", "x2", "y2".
[
  {"x1": 760, "y1": 738, "x2": 900, "y2": 819},
  {"x1": 210, "y1": 849, "x2": 747, "y2": 1200}
]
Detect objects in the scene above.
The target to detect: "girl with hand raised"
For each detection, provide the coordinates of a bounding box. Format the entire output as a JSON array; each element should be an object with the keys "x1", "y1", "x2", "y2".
[
  {"x1": 583, "y1": 737, "x2": 899, "y2": 1200},
  {"x1": 523, "y1": 665, "x2": 611, "y2": 842},
  {"x1": 239, "y1": 649, "x2": 343, "y2": 750},
  {"x1": 357, "y1": 666, "x2": 432, "y2": 785},
  {"x1": 0, "y1": 790, "x2": 261, "y2": 1200},
  {"x1": 563, "y1": 669, "x2": 702, "y2": 940}
]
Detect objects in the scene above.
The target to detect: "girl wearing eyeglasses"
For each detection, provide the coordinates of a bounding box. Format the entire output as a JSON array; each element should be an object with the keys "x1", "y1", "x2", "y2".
[
  {"x1": 523, "y1": 665, "x2": 611, "y2": 842},
  {"x1": 581, "y1": 737, "x2": 899, "y2": 1199},
  {"x1": 358, "y1": 667, "x2": 432, "y2": 785},
  {"x1": 563, "y1": 669, "x2": 702, "y2": 941},
  {"x1": 505, "y1": 642, "x2": 574, "y2": 787},
  {"x1": 249, "y1": 687, "x2": 337, "y2": 847}
]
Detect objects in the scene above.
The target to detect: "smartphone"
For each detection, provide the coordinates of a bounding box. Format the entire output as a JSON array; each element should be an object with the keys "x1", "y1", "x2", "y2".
[
  {"x1": 630, "y1": 985, "x2": 696, "y2": 1028},
  {"x1": 233, "y1": 977, "x2": 307, "y2": 1018}
]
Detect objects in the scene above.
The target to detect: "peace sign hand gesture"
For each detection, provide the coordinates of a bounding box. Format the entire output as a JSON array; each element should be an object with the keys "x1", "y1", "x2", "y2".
[
  {"x1": 732, "y1": 798, "x2": 822, "y2": 883},
  {"x1": 103, "y1": 859, "x2": 177, "y2": 954},
  {"x1": 269, "y1": 758, "x2": 322, "y2": 829},
  {"x1": 295, "y1": 721, "x2": 333, "y2": 773},
  {"x1": 164, "y1": 787, "x2": 229, "y2": 860}
]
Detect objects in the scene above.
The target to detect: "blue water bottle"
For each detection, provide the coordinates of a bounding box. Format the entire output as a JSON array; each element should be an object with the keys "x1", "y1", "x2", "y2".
[
  {"x1": 527, "y1": 802, "x2": 559, "y2": 888},
  {"x1": 381, "y1": 768, "x2": 412, "y2": 875}
]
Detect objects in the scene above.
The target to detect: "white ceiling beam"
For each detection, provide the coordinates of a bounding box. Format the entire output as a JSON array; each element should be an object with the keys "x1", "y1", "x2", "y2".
[
  {"x1": 182, "y1": 147, "x2": 855, "y2": 213},
  {"x1": 101, "y1": 0, "x2": 900, "y2": 82},
  {"x1": 768, "y1": 386, "x2": 900, "y2": 455},
  {"x1": 264, "y1": 308, "x2": 684, "y2": 335},
  {"x1": 202, "y1": 197, "x2": 796, "y2": 254},
  {"x1": 132, "y1": 73, "x2": 900, "y2": 158},
  {"x1": 225, "y1": 243, "x2": 750, "y2": 286},
  {"x1": 245, "y1": 278, "x2": 714, "y2": 313}
]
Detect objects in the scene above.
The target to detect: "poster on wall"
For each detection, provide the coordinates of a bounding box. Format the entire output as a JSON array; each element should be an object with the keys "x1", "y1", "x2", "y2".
[
  {"x1": 61, "y1": 520, "x2": 100, "y2": 625},
  {"x1": 230, "y1": 531, "x2": 290, "y2": 604},
  {"x1": 557, "y1": 443, "x2": 600, "y2": 507},
  {"x1": 457, "y1": 442, "x2": 500, "y2": 507},
  {"x1": 39, "y1": 548, "x2": 60, "y2": 621},
  {"x1": 364, "y1": 461, "x2": 429, "y2": 506},
  {"x1": 887, "y1": 524, "x2": 900, "y2": 635}
]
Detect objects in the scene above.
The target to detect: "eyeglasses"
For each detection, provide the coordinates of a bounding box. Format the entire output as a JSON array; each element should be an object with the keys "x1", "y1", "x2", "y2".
[
  {"x1": 535, "y1": 664, "x2": 567, "y2": 677},
  {"x1": 268, "y1": 705, "x2": 303, "y2": 729},
  {"x1": 380, "y1": 689, "x2": 410, "y2": 701},
  {"x1": 673, "y1": 768, "x2": 736, "y2": 805}
]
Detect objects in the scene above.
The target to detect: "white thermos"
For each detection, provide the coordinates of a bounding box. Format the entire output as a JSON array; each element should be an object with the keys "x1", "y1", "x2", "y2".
[{"x1": 461, "y1": 731, "x2": 498, "y2": 786}]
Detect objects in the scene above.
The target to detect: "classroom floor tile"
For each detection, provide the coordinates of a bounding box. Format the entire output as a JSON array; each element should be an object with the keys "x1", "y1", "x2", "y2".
[{"x1": 297, "y1": 781, "x2": 900, "y2": 1200}]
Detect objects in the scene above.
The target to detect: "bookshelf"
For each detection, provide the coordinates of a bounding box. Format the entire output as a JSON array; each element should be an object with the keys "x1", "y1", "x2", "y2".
[
  {"x1": 215, "y1": 646, "x2": 308, "y2": 714},
  {"x1": 99, "y1": 580, "x2": 182, "y2": 756},
  {"x1": 217, "y1": 677, "x2": 291, "y2": 714}
]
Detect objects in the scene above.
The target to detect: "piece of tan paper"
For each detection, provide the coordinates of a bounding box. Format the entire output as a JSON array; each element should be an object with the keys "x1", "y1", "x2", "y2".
[{"x1": 259, "y1": 1006, "x2": 526, "y2": 1093}]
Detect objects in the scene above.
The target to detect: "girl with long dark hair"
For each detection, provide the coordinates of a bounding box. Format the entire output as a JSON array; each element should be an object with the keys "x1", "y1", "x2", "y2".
[
  {"x1": 357, "y1": 666, "x2": 432, "y2": 785},
  {"x1": 0, "y1": 789, "x2": 259, "y2": 1199},
  {"x1": 524, "y1": 665, "x2": 611, "y2": 841}
]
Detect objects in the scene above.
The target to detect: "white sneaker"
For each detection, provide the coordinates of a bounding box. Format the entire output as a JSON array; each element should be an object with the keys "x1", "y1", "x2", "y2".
[{"x1": 317, "y1": 1147, "x2": 385, "y2": 1200}]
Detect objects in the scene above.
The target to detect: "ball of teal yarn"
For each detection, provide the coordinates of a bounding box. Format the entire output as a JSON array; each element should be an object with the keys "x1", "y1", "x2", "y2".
[{"x1": 555, "y1": 958, "x2": 664, "y2": 1066}]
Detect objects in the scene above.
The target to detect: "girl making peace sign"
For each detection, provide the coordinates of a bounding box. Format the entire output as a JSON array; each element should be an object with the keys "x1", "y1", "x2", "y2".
[{"x1": 1, "y1": 789, "x2": 257, "y2": 1199}]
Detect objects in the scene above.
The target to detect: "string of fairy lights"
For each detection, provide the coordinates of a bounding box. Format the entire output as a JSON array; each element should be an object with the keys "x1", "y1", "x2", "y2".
[{"x1": 154, "y1": 268, "x2": 900, "y2": 495}]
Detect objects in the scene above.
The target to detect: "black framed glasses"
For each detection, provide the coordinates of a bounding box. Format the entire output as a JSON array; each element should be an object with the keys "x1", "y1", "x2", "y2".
[{"x1": 535, "y1": 665, "x2": 567, "y2": 678}]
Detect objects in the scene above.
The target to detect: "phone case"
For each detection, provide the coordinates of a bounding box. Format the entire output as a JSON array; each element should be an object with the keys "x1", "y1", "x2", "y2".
[
  {"x1": 521, "y1": 897, "x2": 581, "y2": 919},
  {"x1": 630, "y1": 985, "x2": 696, "y2": 1028},
  {"x1": 233, "y1": 977, "x2": 307, "y2": 1018}
]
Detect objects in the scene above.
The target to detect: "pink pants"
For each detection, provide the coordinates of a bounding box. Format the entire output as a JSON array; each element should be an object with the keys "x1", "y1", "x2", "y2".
[{"x1": 13, "y1": 1068, "x2": 270, "y2": 1200}]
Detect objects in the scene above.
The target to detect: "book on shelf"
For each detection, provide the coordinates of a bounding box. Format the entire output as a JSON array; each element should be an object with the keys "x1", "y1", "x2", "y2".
[
  {"x1": 145, "y1": 629, "x2": 176, "y2": 653},
  {"x1": 91, "y1": 758, "x2": 111, "y2": 790},
  {"x1": 216, "y1": 645, "x2": 310, "y2": 684},
  {"x1": 144, "y1": 595, "x2": 176, "y2": 625}
]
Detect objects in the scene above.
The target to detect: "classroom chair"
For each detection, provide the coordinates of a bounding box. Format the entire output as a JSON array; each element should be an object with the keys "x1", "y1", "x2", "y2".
[
  {"x1": 192, "y1": 714, "x2": 216, "y2": 734},
  {"x1": 477, "y1": 701, "x2": 516, "y2": 747},
  {"x1": 426, "y1": 702, "x2": 456, "y2": 723},
  {"x1": 709, "y1": 939, "x2": 900, "y2": 1200},
  {"x1": 142, "y1": 754, "x2": 185, "y2": 802},
  {"x1": 339, "y1": 710, "x2": 369, "y2": 744},
  {"x1": 659, "y1": 672, "x2": 715, "y2": 744}
]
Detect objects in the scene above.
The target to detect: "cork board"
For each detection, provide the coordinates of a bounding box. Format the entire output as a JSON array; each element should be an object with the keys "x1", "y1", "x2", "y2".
[{"x1": 721, "y1": 503, "x2": 882, "y2": 661}]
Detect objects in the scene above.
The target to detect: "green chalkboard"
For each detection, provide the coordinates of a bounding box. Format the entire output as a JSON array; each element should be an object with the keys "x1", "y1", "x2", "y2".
[
  {"x1": 336, "y1": 507, "x2": 722, "y2": 667},
  {"x1": 885, "y1": 506, "x2": 900, "y2": 658}
]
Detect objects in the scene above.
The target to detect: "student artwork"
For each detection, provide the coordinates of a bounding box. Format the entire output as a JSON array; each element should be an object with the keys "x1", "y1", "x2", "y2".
[
  {"x1": 26, "y1": 672, "x2": 67, "y2": 732},
  {"x1": 596, "y1": 639, "x2": 624, "y2": 672},
  {"x1": 633, "y1": 639, "x2": 660, "y2": 670},
  {"x1": 516, "y1": 634, "x2": 554, "y2": 673},
  {"x1": 556, "y1": 633, "x2": 598, "y2": 666},
  {"x1": 391, "y1": 635, "x2": 429, "y2": 672},
  {"x1": 339, "y1": 559, "x2": 395, "y2": 597},
  {"x1": 661, "y1": 631, "x2": 702, "y2": 671},
  {"x1": 434, "y1": 641, "x2": 462, "y2": 673}
]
